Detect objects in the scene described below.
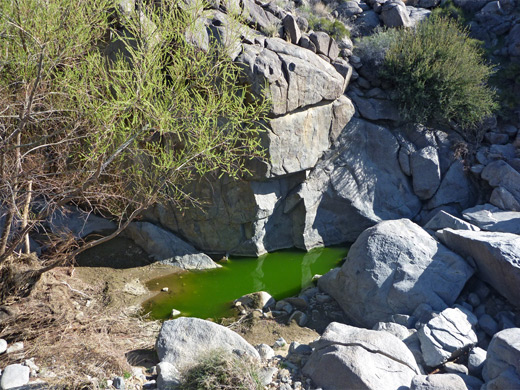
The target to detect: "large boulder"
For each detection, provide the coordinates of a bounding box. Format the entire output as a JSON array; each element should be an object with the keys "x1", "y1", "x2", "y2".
[
  {"x1": 425, "y1": 160, "x2": 477, "y2": 211},
  {"x1": 318, "y1": 219, "x2": 474, "y2": 328},
  {"x1": 462, "y1": 204, "x2": 520, "y2": 234},
  {"x1": 0, "y1": 364, "x2": 30, "y2": 390},
  {"x1": 149, "y1": 174, "x2": 299, "y2": 256},
  {"x1": 237, "y1": 38, "x2": 346, "y2": 115},
  {"x1": 411, "y1": 146, "x2": 441, "y2": 200},
  {"x1": 436, "y1": 228, "x2": 520, "y2": 308},
  {"x1": 418, "y1": 307, "x2": 478, "y2": 367},
  {"x1": 123, "y1": 222, "x2": 219, "y2": 270},
  {"x1": 490, "y1": 187, "x2": 520, "y2": 211},
  {"x1": 482, "y1": 328, "x2": 520, "y2": 389},
  {"x1": 349, "y1": 94, "x2": 401, "y2": 121},
  {"x1": 481, "y1": 160, "x2": 520, "y2": 206},
  {"x1": 303, "y1": 322, "x2": 420, "y2": 390},
  {"x1": 381, "y1": 0, "x2": 413, "y2": 28},
  {"x1": 260, "y1": 96, "x2": 354, "y2": 176},
  {"x1": 291, "y1": 119, "x2": 422, "y2": 250},
  {"x1": 48, "y1": 206, "x2": 116, "y2": 239},
  {"x1": 482, "y1": 328, "x2": 520, "y2": 390},
  {"x1": 424, "y1": 210, "x2": 480, "y2": 232},
  {"x1": 410, "y1": 374, "x2": 467, "y2": 390},
  {"x1": 156, "y1": 317, "x2": 259, "y2": 370}
]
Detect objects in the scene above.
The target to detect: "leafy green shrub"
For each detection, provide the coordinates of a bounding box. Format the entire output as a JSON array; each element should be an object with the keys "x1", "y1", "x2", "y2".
[
  {"x1": 181, "y1": 351, "x2": 262, "y2": 390},
  {"x1": 0, "y1": 0, "x2": 269, "y2": 260},
  {"x1": 381, "y1": 15, "x2": 496, "y2": 136},
  {"x1": 431, "y1": 0, "x2": 469, "y2": 24},
  {"x1": 308, "y1": 17, "x2": 350, "y2": 40}
]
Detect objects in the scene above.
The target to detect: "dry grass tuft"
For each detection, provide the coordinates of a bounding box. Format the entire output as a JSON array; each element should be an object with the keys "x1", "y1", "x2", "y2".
[{"x1": 0, "y1": 265, "x2": 160, "y2": 389}]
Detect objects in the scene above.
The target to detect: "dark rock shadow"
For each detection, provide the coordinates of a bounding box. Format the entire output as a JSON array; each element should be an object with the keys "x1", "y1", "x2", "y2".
[
  {"x1": 125, "y1": 348, "x2": 159, "y2": 369},
  {"x1": 75, "y1": 237, "x2": 154, "y2": 269}
]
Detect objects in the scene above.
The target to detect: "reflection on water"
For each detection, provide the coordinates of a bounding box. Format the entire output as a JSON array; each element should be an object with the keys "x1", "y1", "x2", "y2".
[{"x1": 142, "y1": 246, "x2": 348, "y2": 320}]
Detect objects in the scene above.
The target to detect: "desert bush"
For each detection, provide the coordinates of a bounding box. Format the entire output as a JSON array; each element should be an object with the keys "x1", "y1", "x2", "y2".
[
  {"x1": 181, "y1": 350, "x2": 262, "y2": 390},
  {"x1": 308, "y1": 17, "x2": 350, "y2": 40},
  {"x1": 354, "y1": 27, "x2": 400, "y2": 67},
  {"x1": 381, "y1": 15, "x2": 496, "y2": 137},
  {"x1": 0, "y1": 0, "x2": 269, "y2": 264},
  {"x1": 431, "y1": 0, "x2": 469, "y2": 24}
]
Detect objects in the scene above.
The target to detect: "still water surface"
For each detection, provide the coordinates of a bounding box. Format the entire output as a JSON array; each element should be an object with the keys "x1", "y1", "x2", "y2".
[{"x1": 142, "y1": 247, "x2": 348, "y2": 320}]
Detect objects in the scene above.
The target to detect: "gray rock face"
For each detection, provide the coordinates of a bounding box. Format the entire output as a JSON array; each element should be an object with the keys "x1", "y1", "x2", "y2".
[
  {"x1": 150, "y1": 174, "x2": 298, "y2": 256},
  {"x1": 124, "y1": 222, "x2": 219, "y2": 270},
  {"x1": 462, "y1": 204, "x2": 520, "y2": 234},
  {"x1": 237, "y1": 38, "x2": 345, "y2": 116},
  {"x1": 156, "y1": 318, "x2": 259, "y2": 370},
  {"x1": 48, "y1": 206, "x2": 116, "y2": 239},
  {"x1": 338, "y1": 1, "x2": 364, "y2": 17},
  {"x1": 508, "y1": 24, "x2": 520, "y2": 58},
  {"x1": 426, "y1": 160, "x2": 476, "y2": 211},
  {"x1": 490, "y1": 187, "x2": 520, "y2": 211},
  {"x1": 263, "y1": 98, "x2": 350, "y2": 176},
  {"x1": 381, "y1": 0, "x2": 413, "y2": 28},
  {"x1": 292, "y1": 119, "x2": 422, "y2": 250},
  {"x1": 349, "y1": 94, "x2": 401, "y2": 121},
  {"x1": 411, "y1": 146, "x2": 441, "y2": 200},
  {"x1": 234, "y1": 291, "x2": 275, "y2": 311},
  {"x1": 468, "y1": 347, "x2": 487, "y2": 378},
  {"x1": 241, "y1": 0, "x2": 281, "y2": 35},
  {"x1": 410, "y1": 374, "x2": 467, "y2": 390},
  {"x1": 282, "y1": 14, "x2": 301, "y2": 45},
  {"x1": 309, "y1": 32, "x2": 331, "y2": 57},
  {"x1": 482, "y1": 160, "x2": 520, "y2": 205},
  {"x1": 482, "y1": 328, "x2": 520, "y2": 389},
  {"x1": 156, "y1": 361, "x2": 181, "y2": 390},
  {"x1": 424, "y1": 210, "x2": 480, "y2": 232},
  {"x1": 418, "y1": 308, "x2": 478, "y2": 367},
  {"x1": 318, "y1": 219, "x2": 474, "y2": 328},
  {"x1": 303, "y1": 322, "x2": 419, "y2": 390},
  {"x1": 437, "y1": 228, "x2": 520, "y2": 307},
  {"x1": 0, "y1": 364, "x2": 30, "y2": 390},
  {"x1": 350, "y1": 10, "x2": 381, "y2": 37}
]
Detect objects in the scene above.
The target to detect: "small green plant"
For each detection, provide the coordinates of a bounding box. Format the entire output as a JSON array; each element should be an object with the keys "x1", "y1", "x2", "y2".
[
  {"x1": 431, "y1": 0, "x2": 469, "y2": 24},
  {"x1": 380, "y1": 15, "x2": 497, "y2": 137},
  {"x1": 308, "y1": 17, "x2": 350, "y2": 40},
  {"x1": 181, "y1": 350, "x2": 262, "y2": 390}
]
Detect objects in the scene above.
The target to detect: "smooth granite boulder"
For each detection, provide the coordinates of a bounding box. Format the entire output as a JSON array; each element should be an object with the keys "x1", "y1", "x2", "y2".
[
  {"x1": 156, "y1": 318, "x2": 259, "y2": 370},
  {"x1": 237, "y1": 38, "x2": 345, "y2": 115},
  {"x1": 124, "y1": 222, "x2": 219, "y2": 270},
  {"x1": 424, "y1": 210, "x2": 480, "y2": 232},
  {"x1": 436, "y1": 228, "x2": 520, "y2": 307},
  {"x1": 462, "y1": 204, "x2": 520, "y2": 234},
  {"x1": 482, "y1": 328, "x2": 520, "y2": 389},
  {"x1": 418, "y1": 307, "x2": 478, "y2": 367},
  {"x1": 410, "y1": 374, "x2": 467, "y2": 390},
  {"x1": 426, "y1": 160, "x2": 476, "y2": 211},
  {"x1": 481, "y1": 161, "x2": 520, "y2": 205},
  {"x1": 0, "y1": 364, "x2": 30, "y2": 390},
  {"x1": 292, "y1": 119, "x2": 422, "y2": 250},
  {"x1": 411, "y1": 146, "x2": 441, "y2": 200},
  {"x1": 303, "y1": 322, "x2": 420, "y2": 390},
  {"x1": 319, "y1": 219, "x2": 474, "y2": 328}
]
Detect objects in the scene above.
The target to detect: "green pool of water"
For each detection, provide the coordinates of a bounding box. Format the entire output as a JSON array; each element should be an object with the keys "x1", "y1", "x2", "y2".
[{"x1": 142, "y1": 246, "x2": 348, "y2": 320}]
